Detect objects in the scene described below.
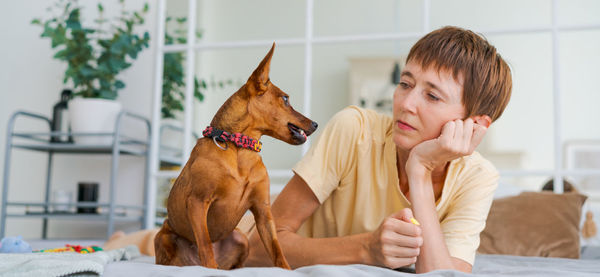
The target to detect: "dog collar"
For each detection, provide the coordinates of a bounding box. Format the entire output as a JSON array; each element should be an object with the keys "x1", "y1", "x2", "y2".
[{"x1": 202, "y1": 126, "x2": 262, "y2": 152}]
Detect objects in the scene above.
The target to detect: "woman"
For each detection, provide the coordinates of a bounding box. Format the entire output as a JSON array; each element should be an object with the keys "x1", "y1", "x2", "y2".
[{"x1": 245, "y1": 26, "x2": 512, "y2": 273}]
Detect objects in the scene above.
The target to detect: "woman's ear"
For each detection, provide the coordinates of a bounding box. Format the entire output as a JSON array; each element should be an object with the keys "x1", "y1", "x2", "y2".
[{"x1": 472, "y1": 115, "x2": 492, "y2": 128}]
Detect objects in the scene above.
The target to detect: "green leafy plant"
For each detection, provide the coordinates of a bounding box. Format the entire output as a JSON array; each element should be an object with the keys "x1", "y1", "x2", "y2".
[
  {"x1": 161, "y1": 16, "x2": 203, "y2": 119},
  {"x1": 161, "y1": 17, "x2": 238, "y2": 119},
  {"x1": 32, "y1": 0, "x2": 150, "y2": 99}
]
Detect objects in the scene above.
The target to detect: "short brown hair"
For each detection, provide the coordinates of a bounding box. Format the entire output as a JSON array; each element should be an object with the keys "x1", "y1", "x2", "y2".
[{"x1": 406, "y1": 26, "x2": 512, "y2": 122}]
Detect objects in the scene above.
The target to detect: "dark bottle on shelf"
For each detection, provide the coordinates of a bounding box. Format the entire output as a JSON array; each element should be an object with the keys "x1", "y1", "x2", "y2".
[
  {"x1": 77, "y1": 182, "x2": 99, "y2": 214},
  {"x1": 50, "y1": 89, "x2": 73, "y2": 143}
]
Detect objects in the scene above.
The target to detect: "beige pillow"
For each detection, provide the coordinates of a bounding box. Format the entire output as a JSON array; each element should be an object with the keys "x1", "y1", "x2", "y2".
[{"x1": 478, "y1": 191, "x2": 587, "y2": 258}]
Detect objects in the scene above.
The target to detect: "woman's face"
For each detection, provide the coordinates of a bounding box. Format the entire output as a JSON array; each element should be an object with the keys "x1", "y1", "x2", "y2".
[{"x1": 392, "y1": 61, "x2": 466, "y2": 151}]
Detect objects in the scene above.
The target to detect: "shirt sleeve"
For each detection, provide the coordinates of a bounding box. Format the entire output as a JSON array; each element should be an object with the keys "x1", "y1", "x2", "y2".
[
  {"x1": 292, "y1": 106, "x2": 364, "y2": 203},
  {"x1": 440, "y1": 158, "x2": 499, "y2": 265}
]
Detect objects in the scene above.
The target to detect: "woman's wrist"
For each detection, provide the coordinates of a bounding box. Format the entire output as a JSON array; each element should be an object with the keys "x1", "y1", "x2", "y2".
[
  {"x1": 405, "y1": 157, "x2": 435, "y2": 200},
  {"x1": 406, "y1": 155, "x2": 432, "y2": 181},
  {"x1": 407, "y1": 149, "x2": 440, "y2": 172},
  {"x1": 359, "y1": 232, "x2": 374, "y2": 265}
]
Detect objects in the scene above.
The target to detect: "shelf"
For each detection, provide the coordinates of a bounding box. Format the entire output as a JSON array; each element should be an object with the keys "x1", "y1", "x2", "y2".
[
  {"x1": 6, "y1": 212, "x2": 143, "y2": 222},
  {"x1": 5, "y1": 202, "x2": 145, "y2": 222},
  {"x1": 158, "y1": 145, "x2": 184, "y2": 165},
  {"x1": 12, "y1": 143, "x2": 147, "y2": 155},
  {"x1": 11, "y1": 132, "x2": 148, "y2": 155},
  {"x1": 1, "y1": 110, "x2": 152, "y2": 239},
  {"x1": 6, "y1": 201, "x2": 146, "y2": 210}
]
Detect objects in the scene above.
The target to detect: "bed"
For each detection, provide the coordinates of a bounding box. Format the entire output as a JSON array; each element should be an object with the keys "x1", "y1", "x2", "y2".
[
  {"x1": 3, "y1": 190, "x2": 600, "y2": 276},
  {"x1": 109, "y1": 250, "x2": 600, "y2": 277},
  {"x1": 3, "y1": 242, "x2": 599, "y2": 277}
]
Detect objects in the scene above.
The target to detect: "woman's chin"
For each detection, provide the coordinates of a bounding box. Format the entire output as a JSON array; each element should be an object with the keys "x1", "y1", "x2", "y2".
[{"x1": 392, "y1": 134, "x2": 418, "y2": 151}]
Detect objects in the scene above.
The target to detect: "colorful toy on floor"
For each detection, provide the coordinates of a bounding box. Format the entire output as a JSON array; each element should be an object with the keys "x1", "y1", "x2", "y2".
[
  {"x1": 35, "y1": 244, "x2": 103, "y2": 253},
  {"x1": 0, "y1": 236, "x2": 33, "y2": 253}
]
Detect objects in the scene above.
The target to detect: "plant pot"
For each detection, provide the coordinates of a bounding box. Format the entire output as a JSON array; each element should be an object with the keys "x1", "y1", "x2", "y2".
[{"x1": 69, "y1": 98, "x2": 122, "y2": 145}]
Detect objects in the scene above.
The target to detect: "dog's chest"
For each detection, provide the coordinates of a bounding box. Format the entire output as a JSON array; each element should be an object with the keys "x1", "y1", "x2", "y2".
[{"x1": 206, "y1": 186, "x2": 253, "y2": 239}]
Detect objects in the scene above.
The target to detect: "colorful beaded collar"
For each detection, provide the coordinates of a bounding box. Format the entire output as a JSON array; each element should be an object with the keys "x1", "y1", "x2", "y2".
[{"x1": 202, "y1": 126, "x2": 262, "y2": 152}]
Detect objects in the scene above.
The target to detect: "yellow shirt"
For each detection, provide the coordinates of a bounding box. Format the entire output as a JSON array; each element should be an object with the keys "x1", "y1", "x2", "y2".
[{"x1": 293, "y1": 106, "x2": 499, "y2": 265}]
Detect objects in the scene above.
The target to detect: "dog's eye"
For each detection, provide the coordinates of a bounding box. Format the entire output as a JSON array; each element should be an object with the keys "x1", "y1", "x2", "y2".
[{"x1": 282, "y1": 96, "x2": 289, "y2": 106}]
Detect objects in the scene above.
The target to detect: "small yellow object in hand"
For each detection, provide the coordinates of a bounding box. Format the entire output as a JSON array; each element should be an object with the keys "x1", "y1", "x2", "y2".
[{"x1": 410, "y1": 217, "x2": 420, "y2": 226}]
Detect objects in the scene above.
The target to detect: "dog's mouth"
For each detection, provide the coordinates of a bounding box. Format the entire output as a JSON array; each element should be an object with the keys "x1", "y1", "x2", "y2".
[{"x1": 288, "y1": 123, "x2": 308, "y2": 144}]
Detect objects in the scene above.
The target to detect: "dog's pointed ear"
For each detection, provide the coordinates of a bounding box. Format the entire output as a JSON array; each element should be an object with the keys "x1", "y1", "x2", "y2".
[{"x1": 247, "y1": 43, "x2": 275, "y2": 95}]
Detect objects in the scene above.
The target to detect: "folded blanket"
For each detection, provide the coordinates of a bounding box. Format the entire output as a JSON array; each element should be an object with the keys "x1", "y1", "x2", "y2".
[{"x1": 0, "y1": 245, "x2": 140, "y2": 277}]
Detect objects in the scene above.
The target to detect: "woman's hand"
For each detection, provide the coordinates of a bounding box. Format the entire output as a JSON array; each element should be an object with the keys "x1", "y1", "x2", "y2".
[
  {"x1": 365, "y1": 208, "x2": 423, "y2": 269},
  {"x1": 407, "y1": 118, "x2": 488, "y2": 173},
  {"x1": 400, "y1": 117, "x2": 489, "y2": 274}
]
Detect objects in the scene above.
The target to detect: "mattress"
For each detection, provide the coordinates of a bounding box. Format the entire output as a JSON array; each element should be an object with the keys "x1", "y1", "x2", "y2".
[{"x1": 102, "y1": 253, "x2": 600, "y2": 277}]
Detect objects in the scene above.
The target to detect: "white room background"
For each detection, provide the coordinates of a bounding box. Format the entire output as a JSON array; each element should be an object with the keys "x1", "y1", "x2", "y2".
[
  {"x1": 0, "y1": 0, "x2": 157, "y2": 238},
  {"x1": 1, "y1": 0, "x2": 599, "y2": 240},
  {"x1": 168, "y1": 0, "x2": 600, "y2": 193}
]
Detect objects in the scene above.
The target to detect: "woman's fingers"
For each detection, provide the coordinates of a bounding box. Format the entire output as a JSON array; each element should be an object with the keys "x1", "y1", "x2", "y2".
[
  {"x1": 445, "y1": 118, "x2": 481, "y2": 155},
  {"x1": 439, "y1": 120, "x2": 455, "y2": 144},
  {"x1": 408, "y1": 117, "x2": 489, "y2": 174},
  {"x1": 382, "y1": 256, "x2": 419, "y2": 270},
  {"x1": 469, "y1": 122, "x2": 488, "y2": 153},
  {"x1": 375, "y1": 213, "x2": 423, "y2": 269},
  {"x1": 380, "y1": 228, "x2": 423, "y2": 249},
  {"x1": 381, "y1": 217, "x2": 422, "y2": 238},
  {"x1": 391, "y1": 208, "x2": 414, "y2": 223},
  {"x1": 462, "y1": 118, "x2": 474, "y2": 151},
  {"x1": 382, "y1": 242, "x2": 421, "y2": 258},
  {"x1": 452, "y1": 119, "x2": 464, "y2": 142}
]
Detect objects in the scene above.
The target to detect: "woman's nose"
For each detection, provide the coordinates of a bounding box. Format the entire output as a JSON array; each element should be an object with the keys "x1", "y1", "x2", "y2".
[{"x1": 394, "y1": 87, "x2": 418, "y2": 113}]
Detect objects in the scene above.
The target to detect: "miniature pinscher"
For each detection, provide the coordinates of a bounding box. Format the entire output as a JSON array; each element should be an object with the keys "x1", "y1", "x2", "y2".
[{"x1": 154, "y1": 43, "x2": 317, "y2": 269}]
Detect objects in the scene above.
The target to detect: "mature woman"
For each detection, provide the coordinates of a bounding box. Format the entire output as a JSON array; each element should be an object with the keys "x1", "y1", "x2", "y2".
[{"x1": 246, "y1": 26, "x2": 512, "y2": 273}]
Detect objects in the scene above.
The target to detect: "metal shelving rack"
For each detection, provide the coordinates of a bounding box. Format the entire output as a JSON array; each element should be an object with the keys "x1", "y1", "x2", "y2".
[{"x1": 0, "y1": 110, "x2": 152, "y2": 239}]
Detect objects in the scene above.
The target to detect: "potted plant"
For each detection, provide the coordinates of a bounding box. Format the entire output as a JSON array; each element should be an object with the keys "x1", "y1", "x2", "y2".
[
  {"x1": 159, "y1": 16, "x2": 238, "y2": 152},
  {"x1": 161, "y1": 16, "x2": 205, "y2": 120},
  {"x1": 161, "y1": 16, "x2": 237, "y2": 120},
  {"x1": 32, "y1": 0, "x2": 150, "y2": 144}
]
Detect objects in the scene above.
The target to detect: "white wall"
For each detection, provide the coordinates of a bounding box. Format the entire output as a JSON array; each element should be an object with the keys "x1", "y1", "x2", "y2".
[
  {"x1": 2, "y1": 0, "x2": 599, "y2": 239},
  {"x1": 194, "y1": 0, "x2": 600, "y2": 186},
  {"x1": 0, "y1": 0, "x2": 157, "y2": 239}
]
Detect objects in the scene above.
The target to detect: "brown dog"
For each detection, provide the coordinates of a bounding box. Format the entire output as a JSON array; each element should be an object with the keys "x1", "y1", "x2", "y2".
[{"x1": 154, "y1": 44, "x2": 317, "y2": 269}]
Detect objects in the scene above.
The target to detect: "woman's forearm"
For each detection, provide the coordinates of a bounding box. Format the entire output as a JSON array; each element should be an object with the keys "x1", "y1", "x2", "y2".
[
  {"x1": 246, "y1": 228, "x2": 370, "y2": 268},
  {"x1": 407, "y1": 167, "x2": 457, "y2": 273},
  {"x1": 409, "y1": 186, "x2": 455, "y2": 272}
]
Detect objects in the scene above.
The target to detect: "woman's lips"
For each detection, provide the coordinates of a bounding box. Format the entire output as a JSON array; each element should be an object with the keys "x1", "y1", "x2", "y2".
[{"x1": 397, "y1": 120, "x2": 416, "y2": 131}]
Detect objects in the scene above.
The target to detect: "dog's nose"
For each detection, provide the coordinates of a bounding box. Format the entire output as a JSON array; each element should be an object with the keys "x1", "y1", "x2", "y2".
[{"x1": 311, "y1": 121, "x2": 318, "y2": 130}]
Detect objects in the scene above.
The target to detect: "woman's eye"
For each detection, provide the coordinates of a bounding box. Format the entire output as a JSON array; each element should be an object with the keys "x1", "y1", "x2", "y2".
[
  {"x1": 399, "y1": 82, "x2": 410, "y2": 89},
  {"x1": 427, "y1": 93, "x2": 440, "y2": 101},
  {"x1": 282, "y1": 96, "x2": 289, "y2": 105}
]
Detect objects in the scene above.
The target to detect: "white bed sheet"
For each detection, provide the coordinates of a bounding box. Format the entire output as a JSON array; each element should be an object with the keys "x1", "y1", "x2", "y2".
[
  {"x1": 22, "y1": 240, "x2": 600, "y2": 276},
  {"x1": 102, "y1": 254, "x2": 600, "y2": 277}
]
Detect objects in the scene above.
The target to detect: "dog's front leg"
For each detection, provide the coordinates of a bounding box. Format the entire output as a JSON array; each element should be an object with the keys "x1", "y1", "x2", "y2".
[
  {"x1": 250, "y1": 183, "x2": 291, "y2": 269},
  {"x1": 187, "y1": 198, "x2": 219, "y2": 268}
]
